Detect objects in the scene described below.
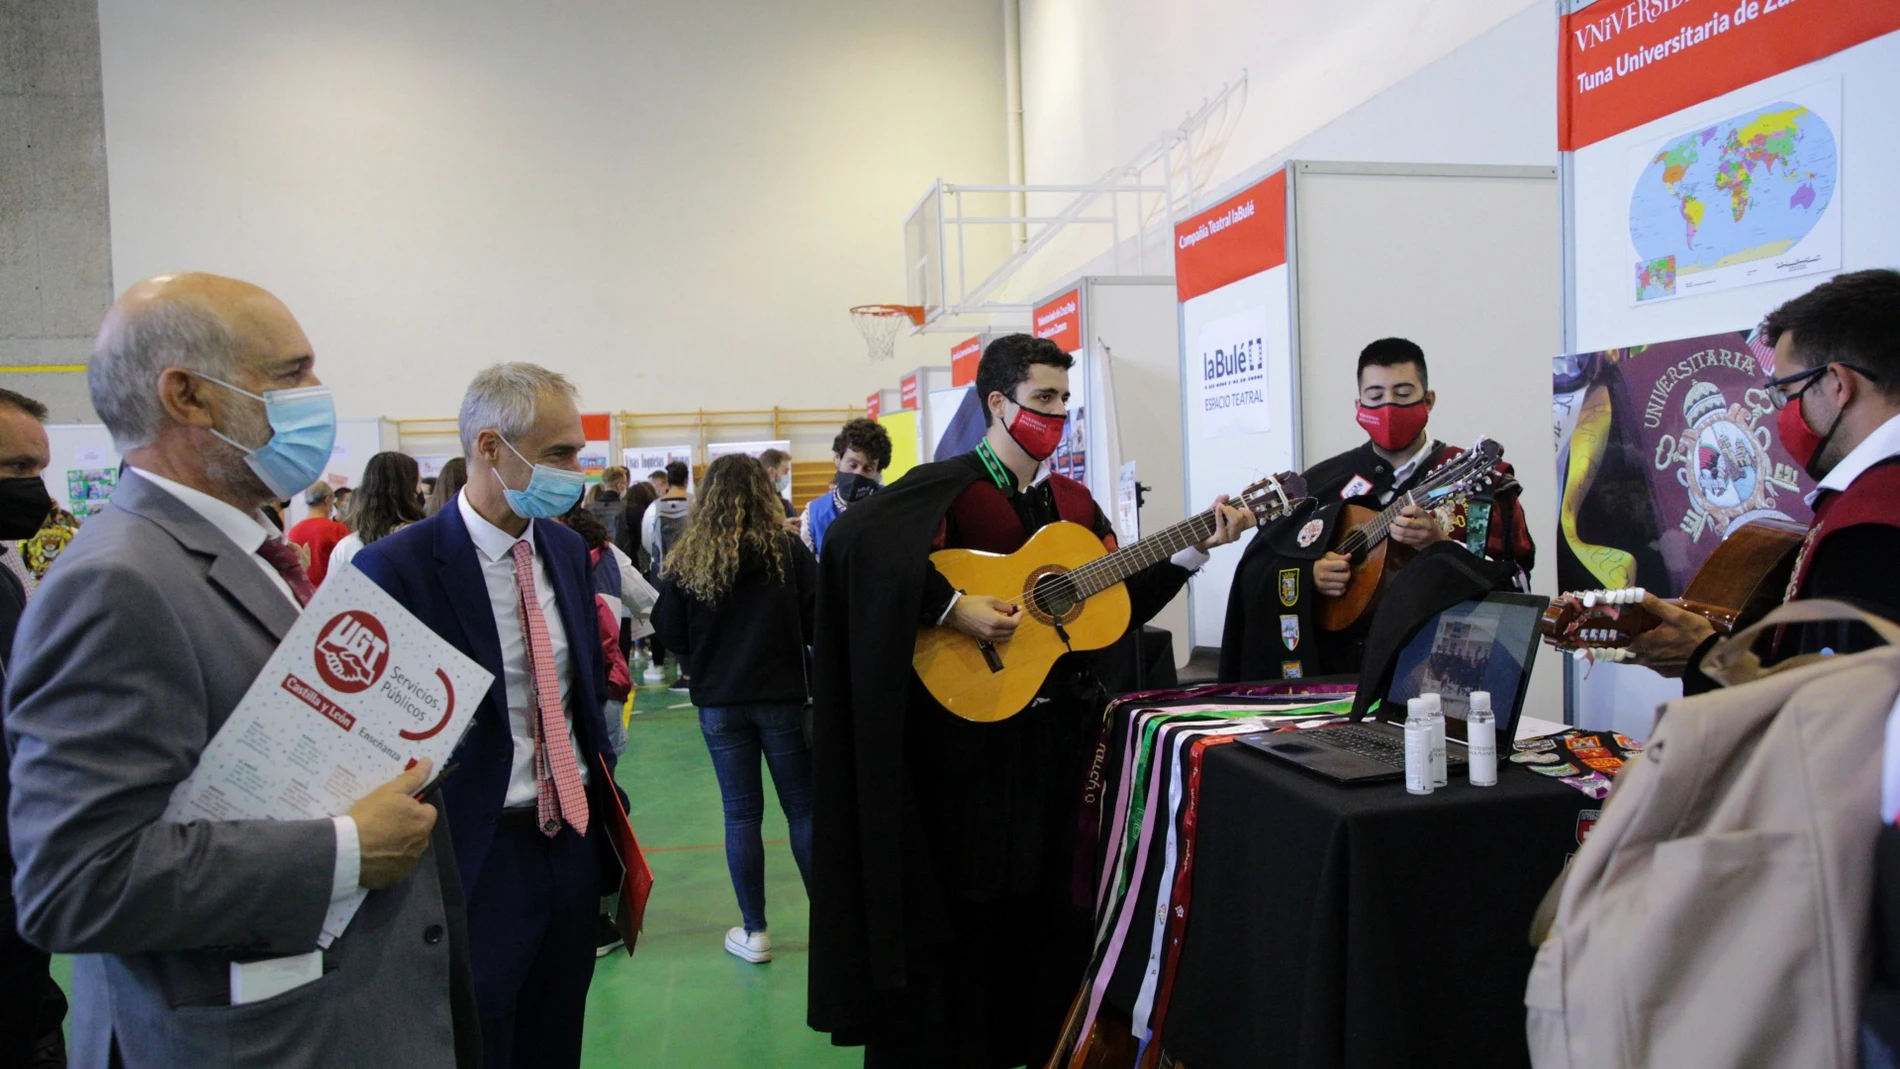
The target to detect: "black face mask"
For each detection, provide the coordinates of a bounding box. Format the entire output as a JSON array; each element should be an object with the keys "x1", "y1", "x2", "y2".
[
  {"x1": 833, "y1": 472, "x2": 880, "y2": 505},
  {"x1": 0, "y1": 477, "x2": 53, "y2": 541}
]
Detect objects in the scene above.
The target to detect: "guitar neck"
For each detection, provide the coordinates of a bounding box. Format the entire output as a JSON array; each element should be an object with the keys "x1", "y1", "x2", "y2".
[
  {"x1": 1341, "y1": 460, "x2": 1483, "y2": 554},
  {"x1": 1069, "y1": 510, "x2": 1220, "y2": 598}
]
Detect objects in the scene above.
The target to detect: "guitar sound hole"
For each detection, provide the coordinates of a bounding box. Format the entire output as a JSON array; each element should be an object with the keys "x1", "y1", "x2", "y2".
[{"x1": 1032, "y1": 573, "x2": 1080, "y2": 620}]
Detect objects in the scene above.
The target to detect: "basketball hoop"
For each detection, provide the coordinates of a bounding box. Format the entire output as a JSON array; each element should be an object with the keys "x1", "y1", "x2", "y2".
[{"x1": 850, "y1": 304, "x2": 925, "y2": 362}]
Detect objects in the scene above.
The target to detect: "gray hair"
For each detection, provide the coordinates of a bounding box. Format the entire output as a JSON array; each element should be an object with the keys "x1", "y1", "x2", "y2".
[
  {"x1": 458, "y1": 362, "x2": 579, "y2": 455},
  {"x1": 90, "y1": 298, "x2": 241, "y2": 450},
  {"x1": 304, "y1": 482, "x2": 333, "y2": 507}
]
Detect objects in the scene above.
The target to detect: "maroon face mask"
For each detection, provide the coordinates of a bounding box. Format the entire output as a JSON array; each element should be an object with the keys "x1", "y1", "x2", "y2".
[
  {"x1": 1003, "y1": 400, "x2": 1068, "y2": 461},
  {"x1": 1776, "y1": 380, "x2": 1842, "y2": 480},
  {"x1": 1355, "y1": 400, "x2": 1430, "y2": 451}
]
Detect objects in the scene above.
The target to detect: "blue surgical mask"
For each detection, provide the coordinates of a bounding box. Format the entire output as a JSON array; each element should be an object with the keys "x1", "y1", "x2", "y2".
[
  {"x1": 495, "y1": 438, "x2": 586, "y2": 519},
  {"x1": 201, "y1": 376, "x2": 337, "y2": 500}
]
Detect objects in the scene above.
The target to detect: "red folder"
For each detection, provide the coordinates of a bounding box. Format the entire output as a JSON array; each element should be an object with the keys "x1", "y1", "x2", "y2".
[{"x1": 597, "y1": 753, "x2": 654, "y2": 956}]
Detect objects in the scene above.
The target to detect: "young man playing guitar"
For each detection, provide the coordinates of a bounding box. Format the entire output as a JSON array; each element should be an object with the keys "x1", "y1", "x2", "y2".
[
  {"x1": 1220, "y1": 338, "x2": 1535, "y2": 681},
  {"x1": 1603, "y1": 270, "x2": 1900, "y2": 688},
  {"x1": 806, "y1": 334, "x2": 1251, "y2": 1069}
]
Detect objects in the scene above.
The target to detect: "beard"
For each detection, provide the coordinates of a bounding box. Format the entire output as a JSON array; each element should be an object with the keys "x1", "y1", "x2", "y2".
[{"x1": 204, "y1": 396, "x2": 277, "y2": 504}]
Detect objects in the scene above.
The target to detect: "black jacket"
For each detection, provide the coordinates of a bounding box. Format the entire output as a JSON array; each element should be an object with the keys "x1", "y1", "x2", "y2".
[{"x1": 652, "y1": 533, "x2": 816, "y2": 707}]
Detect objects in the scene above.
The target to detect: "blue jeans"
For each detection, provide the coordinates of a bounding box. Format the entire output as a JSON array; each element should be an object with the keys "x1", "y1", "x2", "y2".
[{"x1": 697, "y1": 703, "x2": 814, "y2": 933}]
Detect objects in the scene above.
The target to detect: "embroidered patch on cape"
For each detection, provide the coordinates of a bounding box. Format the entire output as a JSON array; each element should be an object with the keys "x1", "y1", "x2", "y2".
[{"x1": 1277, "y1": 568, "x2": 1299, "y2": 607}]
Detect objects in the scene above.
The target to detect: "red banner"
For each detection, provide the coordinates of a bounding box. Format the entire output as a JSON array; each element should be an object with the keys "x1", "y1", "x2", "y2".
[
  {"x1": 900, "y1": 373, "x2": 919, "y2": 410},
  {"x1": 950, "y1": 336, "x2": 981, "y2": 386},
  {"x1": 866, "y1": 392, "x2": 880, "y2": 419},
  {"x1": 1173, "y1": 170, "x2": 1286, "y2": 303},
  {"x1": 1033, "y1": 289, "x2": 1082, "y2": 353},
  {"x1": 581, "y1": 412, "x2": 612, "y2": 441},
  {"x1": 1560, "y1": 0, "x2": 1900, "y2": 151}
]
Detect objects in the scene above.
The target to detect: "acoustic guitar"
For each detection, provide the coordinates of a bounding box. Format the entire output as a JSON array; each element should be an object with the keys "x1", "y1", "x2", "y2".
[
  {"x1": 1539, "y1": 516, "x2": 1807, "y2": 662},
  {"x1": 914, "y1": 473, "x2": 1312, "y2": 723},
  {"x1": 1316, "y1": 438, "x2": 1514, "y2": 634}
]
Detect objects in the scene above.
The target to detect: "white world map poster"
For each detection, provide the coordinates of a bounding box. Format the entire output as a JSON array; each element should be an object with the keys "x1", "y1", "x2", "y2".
[{"x1": 1626, "y1": 79, "x2": 1842, "y2": 305}]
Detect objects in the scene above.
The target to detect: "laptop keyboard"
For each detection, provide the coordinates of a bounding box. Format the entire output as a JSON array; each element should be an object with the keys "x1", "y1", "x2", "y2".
[{"x1": 1310, "y1": 724, "x2": 1467, "y2": 767}]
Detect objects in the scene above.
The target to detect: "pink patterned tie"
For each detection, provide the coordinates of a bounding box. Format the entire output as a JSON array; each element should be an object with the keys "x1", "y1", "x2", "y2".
[
  {"x1": 510, "y1": 540, "x2": 589, "y2": 837},
  {"x1": 256, "y1": 537, "x2": 315, "y2": 606}
]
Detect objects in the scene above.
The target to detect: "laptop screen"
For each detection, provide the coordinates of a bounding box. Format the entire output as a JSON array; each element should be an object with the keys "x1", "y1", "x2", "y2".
[{"x1": 1382, "y1": 592, "x2": 1546, "y2": 737}]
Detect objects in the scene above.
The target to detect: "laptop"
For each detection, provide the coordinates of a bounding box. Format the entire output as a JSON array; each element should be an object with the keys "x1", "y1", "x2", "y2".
[{"x1": 1238, "y1": 592, "x2": 1547, "y2": 784}]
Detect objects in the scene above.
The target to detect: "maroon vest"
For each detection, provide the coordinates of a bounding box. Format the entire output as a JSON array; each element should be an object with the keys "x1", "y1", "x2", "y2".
[
  {"x1": 943, "y1": 472, "x2": 1102, "y2": 555},
  {"x1": 1788, "y1": 459, "x2": 1900, "y2": 600}
]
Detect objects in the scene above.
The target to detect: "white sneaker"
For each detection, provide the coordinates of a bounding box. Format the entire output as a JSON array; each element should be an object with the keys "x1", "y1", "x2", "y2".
[
  {"x1": 724, "y1": 927, "x2": 771, "y2": 963},
  {"x1": 642, "y1": 662, "x2": 666, "y2": 683}
]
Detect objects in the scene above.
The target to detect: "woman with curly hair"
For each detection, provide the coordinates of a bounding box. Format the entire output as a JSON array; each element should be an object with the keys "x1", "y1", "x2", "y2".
[{"x1": 652, "y1": 452, "x2": 817, "y2": 964}]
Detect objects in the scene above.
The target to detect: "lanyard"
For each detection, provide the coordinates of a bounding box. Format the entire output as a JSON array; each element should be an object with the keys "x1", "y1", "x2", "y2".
[{"x1": 975, "y1": 439, "x2": 1013, "y2": 491}]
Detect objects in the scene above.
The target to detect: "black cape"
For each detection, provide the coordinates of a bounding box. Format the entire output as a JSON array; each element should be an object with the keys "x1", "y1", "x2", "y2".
[{"x1": 807, "y1": 458, "x2": 981, "y2": 1035}]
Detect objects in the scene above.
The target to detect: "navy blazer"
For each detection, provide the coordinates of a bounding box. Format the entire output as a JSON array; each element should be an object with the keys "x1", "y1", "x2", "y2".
[{"x1": 353, "y1": 500, "x2": 616, "y2": 894}]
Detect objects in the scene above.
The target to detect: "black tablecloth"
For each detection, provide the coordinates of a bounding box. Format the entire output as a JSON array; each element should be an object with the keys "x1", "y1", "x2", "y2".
[{"x1": 1141, "y1": 741, "x2": 1591, "y2": 1069}]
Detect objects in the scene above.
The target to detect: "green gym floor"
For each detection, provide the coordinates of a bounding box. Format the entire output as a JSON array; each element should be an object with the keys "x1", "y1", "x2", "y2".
[
  {"x1": 53, "y1": 679, "x2": 857, "y2": 1068},
  {"x1": 582, "y1": 682, "x2": 854, "y2": 1068}
]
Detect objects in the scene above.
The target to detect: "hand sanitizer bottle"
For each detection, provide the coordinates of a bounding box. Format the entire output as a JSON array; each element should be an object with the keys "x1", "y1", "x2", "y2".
[
  {"x1": 1467, "y1": 690, "x2": 1498, "y2": 787},
  {"x1": 1424, "y1": 692, "x2": 1448, "y2": 788},
  {"x1": 1404, "y1": 697, "x2": 1435, "y2": 796}
]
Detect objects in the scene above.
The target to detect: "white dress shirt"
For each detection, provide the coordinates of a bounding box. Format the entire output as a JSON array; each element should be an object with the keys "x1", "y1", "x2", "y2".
[
  {"x1": 1808, "y1": 412, "x2": 1900, "y2": 506},
  {"x1": 1377, "y1": 436, "x2": 1438, "y2": 505},
  {"x1": 129, "y1": 467, "x2": 361, "y2": 903},
  {"x1": 455, "y1": 491, "x2": 589, "y2": 807}
]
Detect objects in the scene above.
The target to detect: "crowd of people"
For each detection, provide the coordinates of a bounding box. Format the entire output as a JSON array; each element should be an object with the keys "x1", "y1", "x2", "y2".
[{"x1": 2, "y1": 266, "x2": 1899, "y2": 1069}]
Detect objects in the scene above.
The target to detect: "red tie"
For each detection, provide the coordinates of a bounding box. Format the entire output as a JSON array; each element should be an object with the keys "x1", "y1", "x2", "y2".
[
  {"x1": 510, "y1": 540, "x2": 589, "y2": 837},
  {"x1": 256, "y1": 537, "x2": 315, "y2": 607}
]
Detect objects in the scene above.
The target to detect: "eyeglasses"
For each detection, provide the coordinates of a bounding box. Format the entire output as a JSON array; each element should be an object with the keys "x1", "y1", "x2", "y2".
[{"x1": 1761, "y1": 362, "x2": 1881, "y2": 410}]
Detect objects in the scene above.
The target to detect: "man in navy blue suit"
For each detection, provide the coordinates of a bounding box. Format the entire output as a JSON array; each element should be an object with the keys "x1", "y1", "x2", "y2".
[{"x1": 354, "y1": 362, "x2": 618, "y2": 1069}]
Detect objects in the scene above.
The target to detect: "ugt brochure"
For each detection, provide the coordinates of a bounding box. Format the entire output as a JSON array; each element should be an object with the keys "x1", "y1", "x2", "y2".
[{"x1": 163, "y1": 564, "x2": 492, "y2": 947}]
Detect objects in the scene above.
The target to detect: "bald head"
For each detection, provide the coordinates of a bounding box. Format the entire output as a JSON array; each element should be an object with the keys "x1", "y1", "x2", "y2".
[
  {"x1": 91, "y1": 273, "x2": 316, "y2": 452},
  {"x1": 91, "y1": 272, "x2": 321, "y2": 507}
]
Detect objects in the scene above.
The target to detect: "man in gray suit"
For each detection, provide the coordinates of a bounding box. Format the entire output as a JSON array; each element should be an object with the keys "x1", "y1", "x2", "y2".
[{"x1": 6, "y1": 273, "x2": 472, "y2": 1068}]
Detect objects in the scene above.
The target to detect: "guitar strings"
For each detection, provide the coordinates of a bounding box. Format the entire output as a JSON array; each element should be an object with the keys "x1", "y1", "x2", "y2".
[{"x1": 1332, "y1": 449, "x2": 1497, "y2": 558}]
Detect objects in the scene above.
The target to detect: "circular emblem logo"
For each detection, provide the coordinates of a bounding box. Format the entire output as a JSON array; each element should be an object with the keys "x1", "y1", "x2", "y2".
[
  {"x1": 1296, "y1": 519, "x2": 1325, "y2": 548},
  {"x1": 1691, "y1": 417, "x2": 1761, "y2": 510},
  {"x1": 314, "y1": 610, "x2": 391, "y2": 694}
]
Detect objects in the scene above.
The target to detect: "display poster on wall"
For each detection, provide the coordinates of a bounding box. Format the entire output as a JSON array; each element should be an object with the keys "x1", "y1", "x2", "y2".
[
  {"x1": 1626, "y1": 80, "x2": 1842, "y2": 305},
  {"x1": 933, "y1": 389, "x2": 985, "y2": 462},
  {"x1": 1560, "y1": 2, "x2": 1900, "y2": 734},
  {"x1": 1051, "y1": 353, "x2": 1088, "y2": 486},
  {"x1": 623, "y1": 444, "x2": 695, "y2": 490},
  {"x1": 1563, "y1": 1, "x2": 1900, "y2": 351},
  {"x1": 1552, "y1": 327, "x2": 1814, "y2": 598},
  {"x1": 866, "y1": 392, "x2": 881, "y2": 419},
  {"x1": 1174, "y1": 168, "x2": 1296, "y2": 648},
  {"x1": 1117, "y1": 461, "x2": 1140, "y2": 544},
  {"x1": 1033, "y1": 288, "x2": 1082, "y2": 354},
  {"x1": 1193, "y1": 305, "x2": 1273, "y2": 438},
  {"x1": 66, "y1": 468, "x2": 116, "y2": 519},
  {"x1": 878, "y1": 410, "x2": 920, "y2": 482},
  {"x1": 413, "y1": 456, "x2": 455, "y2": 480},
  {"x1": 580, "y1": 413, "x2": 612, "y2": 482},
  {"x1": 951, "y1": 336, "x2": 982, "y2": 386}
]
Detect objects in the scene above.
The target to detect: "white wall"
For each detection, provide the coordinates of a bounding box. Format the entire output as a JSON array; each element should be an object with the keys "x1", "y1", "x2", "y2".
[
  {"x1": 1014, "y1": 3, "x2": 1559, "y2": 295},
  {"x1": 95, "y1": 0, "x2": 1007, "y2": 422},
  {"x1": 1019, "y1": 0, "x2": 1544, "y2": 197}
]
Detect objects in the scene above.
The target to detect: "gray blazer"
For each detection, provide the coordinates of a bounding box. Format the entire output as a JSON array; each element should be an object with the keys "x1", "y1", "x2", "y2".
[{"x1": 5, "y1": 471, "x2": 463, "y2": 1069}]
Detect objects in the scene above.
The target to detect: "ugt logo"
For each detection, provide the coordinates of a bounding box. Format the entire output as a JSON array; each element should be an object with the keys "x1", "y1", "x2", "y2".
[{"x1": 314, "y1": 611, "x2": 391, "y2": 694}]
